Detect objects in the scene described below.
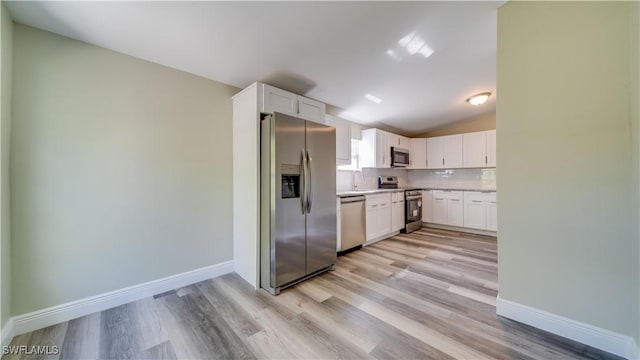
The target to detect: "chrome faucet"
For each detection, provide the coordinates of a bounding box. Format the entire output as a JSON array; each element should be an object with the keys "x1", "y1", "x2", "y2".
[{"x1": 352, "y1": 170, "x2": 365, "y2": 190}]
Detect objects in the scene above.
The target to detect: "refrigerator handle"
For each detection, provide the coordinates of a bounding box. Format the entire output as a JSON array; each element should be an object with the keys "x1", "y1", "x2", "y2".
[
  {"x1": 301, "y1": 149, "x2": 308, "y2": 214},
  {"x1": 306, "y1": 150, "x2": 313, "y2": 214}
]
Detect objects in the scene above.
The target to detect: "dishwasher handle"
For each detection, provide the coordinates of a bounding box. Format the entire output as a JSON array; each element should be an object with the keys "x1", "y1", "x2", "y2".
[{"x1": 340, "y1": 196, "x2": 366, "y2": 204}]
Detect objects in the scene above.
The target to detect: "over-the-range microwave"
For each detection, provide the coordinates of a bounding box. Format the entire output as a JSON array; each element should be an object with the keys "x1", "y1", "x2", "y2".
[{"x1": 391, "y1": 147, "x2": 409, "y2": 167}]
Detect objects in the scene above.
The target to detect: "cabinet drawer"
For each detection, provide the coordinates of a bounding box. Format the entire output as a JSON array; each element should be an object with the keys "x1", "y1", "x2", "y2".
[{"x1": 366, "y1": 193, "x2": 391, "y2": 207}]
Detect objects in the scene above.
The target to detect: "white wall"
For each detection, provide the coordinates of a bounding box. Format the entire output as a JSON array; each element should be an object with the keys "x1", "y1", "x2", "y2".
[
  {"x1": 497, "y1": 1, "x2": 639, "y2": 350},
  {"x1": 11, "y1": 24, "x2": 239, "y2": 316}
]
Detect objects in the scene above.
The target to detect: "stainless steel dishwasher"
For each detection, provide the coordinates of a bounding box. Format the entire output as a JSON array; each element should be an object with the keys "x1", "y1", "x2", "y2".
[{"x1": 340, "y1": 195, "x2": 366, "y2": 251}]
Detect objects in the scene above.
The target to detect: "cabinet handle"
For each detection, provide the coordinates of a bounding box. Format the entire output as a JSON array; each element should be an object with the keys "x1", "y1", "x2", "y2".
[
  {"x1": 450, "y1": 199, "x2": 460, "y2": 202},
  {"x1": 472, "y1": 200, "x2": 483, "y2": 203},
  {"x1": 490, "y1": 201, "x2": 497, "y2": 204},
  {"x1": 372, "y1": 204, "x2": 378, "y2": 207},
  {"x1": 442, "y1": 158, "x2": 445, "y2": 166},
  {"x1": 485, "y1": 155, "x2": 488, "y2": 164}
]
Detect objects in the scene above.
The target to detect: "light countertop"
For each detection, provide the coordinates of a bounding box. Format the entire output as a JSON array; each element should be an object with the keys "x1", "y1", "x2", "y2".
[{"x1": 337, "y1": 187, "x2": 496, "y2": 197}]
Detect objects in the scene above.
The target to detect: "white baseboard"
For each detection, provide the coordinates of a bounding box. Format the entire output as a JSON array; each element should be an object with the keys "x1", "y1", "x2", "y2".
[
  {"x1": 363, "y1": 231, "x2": 401, "y2": 247},
  {"x1": 423, "y1": 222, "x2": 497, "y2": 236},
  {"x1": 496, "y1": 296, "x2": 639, "y2": 359},
  {"x1": 6, "y1": 260, "x2": 233, "y2": 342},
  {"x1": 1, "y1": 318, "x2": 14, "y2": 348}
]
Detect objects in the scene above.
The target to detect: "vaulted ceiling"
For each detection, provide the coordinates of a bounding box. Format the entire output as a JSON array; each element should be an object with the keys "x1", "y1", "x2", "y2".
[{"x1": 5, "y1": 1, "x2": 501, "y2": 135}]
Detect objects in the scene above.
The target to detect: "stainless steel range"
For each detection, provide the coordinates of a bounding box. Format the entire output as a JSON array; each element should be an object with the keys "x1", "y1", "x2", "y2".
[{"x1": 403, "y1": 189, "x2": 423, "y2": 233}]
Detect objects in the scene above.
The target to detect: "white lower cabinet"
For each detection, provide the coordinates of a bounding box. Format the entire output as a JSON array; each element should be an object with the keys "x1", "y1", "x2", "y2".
[
  {"x1": 431, "y1": 190, "x2": 464, "y2": 227},
  {"x1": 422, "y1": 189, "x2": 497, "y2": 232},
  {"x1": 463, "y1": 192, "x2": 487, "y2": 229},
  {"x1": 365, "y1": 193, "x2": 392, "y2": 241},
  {"x1": 447, "y1": 197, "x2": 464, "y2": 227},
  {"x1": 463, "y1": 191, "x2": 497, "y2": 231},
  {"x1": 421, "y1": 190, "x2": 433, "y2": 223},
  {"x1": 487, "y1": 196, "x2": 498, "y2": 231},
  {"x1": 391, "y1": 191, "x2": 405, "y2": 232}
]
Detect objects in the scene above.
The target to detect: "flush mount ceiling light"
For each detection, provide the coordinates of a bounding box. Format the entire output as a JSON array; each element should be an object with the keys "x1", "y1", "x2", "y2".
[{"x1": 466, "y1": 92, "x2": 491, "y2": 106}]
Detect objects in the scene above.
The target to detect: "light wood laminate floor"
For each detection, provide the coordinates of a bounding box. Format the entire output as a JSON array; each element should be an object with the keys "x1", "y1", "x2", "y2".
[{"x1": 7, "y1": 228, "x2": 622, "y2": 359}]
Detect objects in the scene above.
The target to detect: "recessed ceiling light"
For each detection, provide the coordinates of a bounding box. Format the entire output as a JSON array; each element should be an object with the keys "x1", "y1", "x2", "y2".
[
  {"x1": 397, "y1": 31, "x2": 434, "y2": 59},
  {"x1": 364, "y1": 93, "x2": 383, "y2": 104},
  {"x1": 466, "y1": 92, "x2": 491, "y2": 106},
  {"x1": 386, "y1": 49, "x2": 402, "y2": 61}
]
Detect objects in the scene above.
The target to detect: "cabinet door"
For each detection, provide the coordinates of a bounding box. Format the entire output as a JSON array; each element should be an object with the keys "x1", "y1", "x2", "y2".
[
  {"x1": 432, "y1": 194, "x2": 447, "y2": 224},
  {"x1": 486, "y1": 195, "x2": 498, "y2": 231},
  {"x1": 297, "y1": 96, "x2": 325, "y2": 123},
  {"x1": 326, "y1": 115, "x2": 352, "y2": 165},
  {"x1": 464, "y1": 194, "x2": 487, "y2": 230},
  {"x1": 391, "y1": 201, "x2": 400, "y2": 231},
  {"x1": 447, "y1": 197, "x2": 464, "y2": 227},
  {"x1": 426, "y1": 137, "x2": 444, "y2": 169},
  {"x1": 336, "y1": 198, "x2": 341, "y2": 251},
  {"x1": 409, "y1": 138, "x2": 427, "y2": 169},
  {"x1": 262, "y1": 84, "x2": 297, "y2": 116},
  {"x1": 366, "y1": 205, "x2": 378, "y2": 241},
  {"x1": 387, "y1": 133, "x2": 399, "y2": 148},
  {"x1": 463, "y1": 132, "x2": 487, "y2": 168},
  {"x1": 397, "y1": 199, "x2": 405, "y2": 230},
  {"x1": 421, "y1": 190, "x2": 432, "y2": 222},
  {"x1": 378, "y1": 201, "x2": 392, "y2": 236},
  {"x1": 376, "y1": 130, "x2": 390, "y2": 168},
  {"x1": 392, "y1": 200, "x2": 405, "y2": 231},
  {"x1": 399, "y1": 136, "x2": 410, "y2": 151},
  {"x1": 443, "y1": 135, "x2": 463, "y2": 168},
  {"x1": 486, "y1": 130, "x2": 496, "y2": 167}
]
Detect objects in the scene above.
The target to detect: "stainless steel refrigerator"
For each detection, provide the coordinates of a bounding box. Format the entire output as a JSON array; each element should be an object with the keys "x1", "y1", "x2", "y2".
[{"x1": 260, "y1": 112, "x2": 337, "y2": 295}]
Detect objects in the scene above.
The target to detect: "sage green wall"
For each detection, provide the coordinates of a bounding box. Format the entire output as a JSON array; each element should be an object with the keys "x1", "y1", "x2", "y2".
[
  {"x1": 1, "y1": 3, "x2": 12, "y2": 329},
  {"x1": 416, "y1": 112, "x2": 496, "y2": 138},
  {"x1": 497, "y1": 1, "x2": 638, "y2": 342},
  {"x1": 632, "y1": 0, "x2": 640, "y2": 344},
  {"x1": 11, "y1": 24, "x2": 238, "y2": 315}
]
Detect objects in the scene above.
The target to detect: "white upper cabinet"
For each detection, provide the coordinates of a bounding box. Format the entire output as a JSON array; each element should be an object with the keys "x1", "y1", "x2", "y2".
[
  {"x1": 325, "y1": 114, "x2": 351, "y2": 165},
  {"x1": 360, "y1": 129, "x2": 390, "y2": 168},
  {"x1": 462, "y1": 130, "x2": 496, "y2": 168},
  {"x1": 443, "y1": 135, "x2": 463, "y2": 169},
  {"x1": 463, "y1": 131, "x2": 487, "y2": 168},
  {"x1": 261, "y1": 83, "x2": 326, "y2": 124},
  {"x1": 262, "y1": 84, "x2": 297, "y2": 116},
  {"x1": 486, "y1": 129, "x2": 496, "y2": 167},
  {"x1": 426, "y1": 137, "x2": 444, "y2": 169},
  {"x1": 387, "y1": 133, "x2": 410, "y2": 151},
  {"x1": 409, "y1": 138, "x2": 427, "y2": 169},
  {"x1": 427, "y1": 135, "x2": 462, "y2": 169},
  {"x1": 297, "y1": 97, "x2": 325, "y2": 123},
  {"x1": 387, "y1": 133, "x2": 399, "y2": 150}
]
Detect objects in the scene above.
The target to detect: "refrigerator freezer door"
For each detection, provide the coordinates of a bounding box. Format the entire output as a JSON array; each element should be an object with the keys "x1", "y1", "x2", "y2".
[
  {"x1": 272, "y1": 113, "x2": 307, "y2": 288},
  {"x1": 305, "y1": 121, "x2": 337, "y2": 274}
]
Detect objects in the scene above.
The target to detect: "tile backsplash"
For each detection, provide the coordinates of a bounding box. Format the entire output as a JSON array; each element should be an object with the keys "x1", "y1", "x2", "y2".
[
  {"x1": 337, "y1": 168, "x2": 409, "y2": 191},
  {"x1": 337, "y1": 168, "x2": 496, "y2": 191},
  {"x1": 407, "y1": 168, "x2": 496, "y2": 190}
]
